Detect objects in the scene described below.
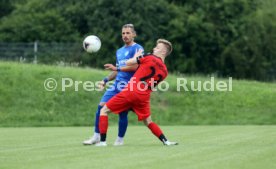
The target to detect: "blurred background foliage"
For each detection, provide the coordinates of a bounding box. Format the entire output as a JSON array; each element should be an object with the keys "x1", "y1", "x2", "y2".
[{"x1": 0, "y1": 0, "x2": 275, "y2": 81}]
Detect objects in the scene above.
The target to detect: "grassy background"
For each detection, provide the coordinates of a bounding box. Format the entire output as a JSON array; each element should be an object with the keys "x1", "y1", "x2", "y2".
[
  {"x1": 0, "y1": 126, "x2": 275, "y2": 169},
  {"x1": 0, "y1": 62, "x2": 275, "y2": 126}
]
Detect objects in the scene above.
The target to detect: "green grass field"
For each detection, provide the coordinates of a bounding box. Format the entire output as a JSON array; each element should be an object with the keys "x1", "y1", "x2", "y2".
[{"x1": 0, "y1": 126, "x2": 275, "y2": 169}]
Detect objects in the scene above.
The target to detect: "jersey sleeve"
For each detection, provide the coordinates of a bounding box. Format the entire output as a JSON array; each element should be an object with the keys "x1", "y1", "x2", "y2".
[
  {"x1": 132, "y1": 45, "x2": 144, "y2": 61},
  {"x1": 137, "y1": 54, "x2": 150, "y2": 64},
  {"x1": 138, "y1": 46, "x2": 144, "y2": 55},
  {"x1": 135, "y1": 44, "x2": 144, "y2": 53}
]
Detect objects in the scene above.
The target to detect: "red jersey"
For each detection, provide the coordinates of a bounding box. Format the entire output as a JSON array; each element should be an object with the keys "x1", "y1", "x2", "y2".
[
  {"x1": 125, "y1": 54, "x2": 168, "y2": 94},
  {"x1": 106, "y1": 54, "x2": 168, "y2": 121}
]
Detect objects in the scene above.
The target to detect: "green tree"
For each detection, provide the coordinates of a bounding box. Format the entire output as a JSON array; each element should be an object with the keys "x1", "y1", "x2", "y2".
[
  {"x1": 167, "y1": 0, "x2": 258, "y2": 75},
  {"x1": 0, "y1": 0, "x2": 275, "y2": 80},
  {"x1": 0, "y1": 0, "x2": 17, "y2": 18},
  {"x1": 221, "y1": 8, "x2": 276, "y2": 80},
  {"x1": 0, "y1": 0, "x2": 79, "y2": 42}
]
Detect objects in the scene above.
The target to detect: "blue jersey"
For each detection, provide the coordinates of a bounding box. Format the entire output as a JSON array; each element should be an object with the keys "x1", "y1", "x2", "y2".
[
  {"x1": 115, "y1": 43, "x2": 143, "y2": 82},
  {"x1": 100, "y1": 43, "x2": 143, "y2": 103}
]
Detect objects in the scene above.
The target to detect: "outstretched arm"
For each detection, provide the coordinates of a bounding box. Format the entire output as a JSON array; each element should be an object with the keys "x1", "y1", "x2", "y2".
[
  {"x1": 126, "y1": 49, "x2": 144, "y2": 66},
  {"x1": 98, "y1": 71, "x2": 117, "y2": 89},
  {"x1": 104, "y1": 64, "x2": 138, "y2": 72},
  {"x1": 106, "y1": 71, "x2": 118, "y2": 81},
  {"x1": 104, "y1": 48, "x2": 143, "y2": 72}
]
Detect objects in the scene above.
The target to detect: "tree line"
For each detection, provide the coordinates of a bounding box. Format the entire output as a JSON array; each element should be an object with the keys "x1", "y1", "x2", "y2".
[{"x1": 0, "y1": 0, "x2": 275, "y2": 81}]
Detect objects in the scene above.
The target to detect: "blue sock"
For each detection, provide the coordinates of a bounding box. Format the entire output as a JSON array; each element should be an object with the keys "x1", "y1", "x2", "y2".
[
  {"x1": 94, "y1": 105, "x2": 103, "y2": 133},
  {"x1": 118, "y1": 111, "x2": 128, "y2": 137}
]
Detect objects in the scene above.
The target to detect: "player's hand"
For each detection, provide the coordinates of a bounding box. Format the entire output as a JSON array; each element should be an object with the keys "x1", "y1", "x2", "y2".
[
  {"x1": 134, "y1": 48, "x2": 144, "y2": 58},
  {"x1": 104, "y1": 64, "x2": 117, "y2": 71},
  {"x1": 97, "y1": 80, "x2": 105, "y2": 90}
]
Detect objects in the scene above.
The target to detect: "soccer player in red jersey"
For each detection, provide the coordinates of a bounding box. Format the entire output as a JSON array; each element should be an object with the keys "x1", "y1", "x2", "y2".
[{"x1": 97, "y1": 39, "x2": 178, "y2": 146}]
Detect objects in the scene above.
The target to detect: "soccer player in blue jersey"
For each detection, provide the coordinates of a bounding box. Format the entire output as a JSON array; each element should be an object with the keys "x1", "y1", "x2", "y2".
[{"x1": 83, "y1": 24, "x2": 144, "y2": 146}]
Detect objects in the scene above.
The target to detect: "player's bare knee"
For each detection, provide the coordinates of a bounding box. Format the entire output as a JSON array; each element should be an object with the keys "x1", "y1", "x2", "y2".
[
  {"x1": 143, "y1": 116, "x2": 152, "y2": 126},
  {"x1": 99, "y1": 102, "x2": 106, "y2": 106},
  {"x1": 143, "y1": 120, "x2": 147, "y2": 126},
  {"x1": 100, "y1": 105, "x2": 110, "y2": 116}
]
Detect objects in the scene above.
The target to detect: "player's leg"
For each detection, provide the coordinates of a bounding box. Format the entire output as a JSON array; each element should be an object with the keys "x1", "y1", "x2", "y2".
[
  {"x1": 114, "y1": 82, "x2": 129, "y2": 146},
  {"x1": 83, "y1": 88, "x2": 115, "y2": 145},
  {"x1": 96, "y1": 105, "x2": 110, "y2": 146},
  {"x1": 93, "y1": 103, "x2": 104, "y2": 134},
  {"x1": 96, "y1": 91, "x2": 131, "y2": 146},
  {"x1": 114, "y1": 111, "x2": 128, "y2": 146},
  {"x1": 83, "y1": 103, "x2": 104, "y2": 145},
  {"x1": 143, "y1": 116, "x2": 178, "y2": 146},
  {"x1": 133, "y1": 97, "x2": 178, "y2": 146},
  {"x1": 143, "y1": 116, "x2": 165, "y2": 142}
]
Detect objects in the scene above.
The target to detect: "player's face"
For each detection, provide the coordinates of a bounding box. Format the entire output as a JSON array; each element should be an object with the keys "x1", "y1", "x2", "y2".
[
  {"x1": 153, "y1": 43, "x2": 166, "y2": 56},
  {"x1": 122, "y1": 27, "x2": 136, "y2": 45}
]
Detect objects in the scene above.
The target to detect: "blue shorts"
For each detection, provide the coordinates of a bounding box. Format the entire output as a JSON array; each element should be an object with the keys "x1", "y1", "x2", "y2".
[{"x1": 100, "y1": 81, "x2": 127, "y2": 103}]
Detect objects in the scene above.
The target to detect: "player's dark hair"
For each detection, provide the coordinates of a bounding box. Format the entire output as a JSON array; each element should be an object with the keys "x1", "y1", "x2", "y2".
[{"x1": 122, "y1": 24, "x2": 136, "y2": 34}]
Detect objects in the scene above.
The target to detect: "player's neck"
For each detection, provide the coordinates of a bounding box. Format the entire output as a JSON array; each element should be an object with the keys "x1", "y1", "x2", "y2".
[
  {"x1": 125, "y1": 41, "x2": 135, "y2": 46},
  {"x1": 161, "y1": 57, "x2": 165, "y2": 62},
  {"x1": 155, "y1": 54, "x2": 165, "y2": 62}
]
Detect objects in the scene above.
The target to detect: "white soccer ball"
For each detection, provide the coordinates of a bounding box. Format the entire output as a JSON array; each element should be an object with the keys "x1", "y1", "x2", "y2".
[{"x1": 83, "y1": 35, "x2": 101, "y2": 53}]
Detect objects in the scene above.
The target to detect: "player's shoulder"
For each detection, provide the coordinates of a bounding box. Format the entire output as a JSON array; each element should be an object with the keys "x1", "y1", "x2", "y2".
[
  {"x1": 116, "y1": 45, "x2": 125, "y2": 52},
  {"x1": 142, "y1": 53, "x2": 152, "y2": 57},
  {"x1": 132, "y1": 43, "x2": 144, "y2": 50},
  {"x1": 138, "y1": 53, "x2": 156, "y2": 63},
  {"x1": 142, "y1": 53, "x2": 159, "y2": 59},
  {"x1": 137, "y1": 53, "x2": 150, "y2": 60}
]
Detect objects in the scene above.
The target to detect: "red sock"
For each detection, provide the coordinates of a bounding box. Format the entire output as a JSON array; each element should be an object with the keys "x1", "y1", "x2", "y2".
[
  {"x1": 148, "y1": 122, "x2": 163, "y2": 138},
  {"x1": 99, "y1": 115, "x2": 108, "y2": 134}
]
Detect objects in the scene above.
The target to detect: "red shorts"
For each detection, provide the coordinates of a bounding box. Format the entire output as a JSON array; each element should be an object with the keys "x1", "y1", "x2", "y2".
[{"x1": 106, "y1": 91, "x2": 151, "y2": 121}]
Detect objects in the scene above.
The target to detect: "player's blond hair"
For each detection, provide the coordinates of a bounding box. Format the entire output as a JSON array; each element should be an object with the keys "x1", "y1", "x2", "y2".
[{"x1": 157, "y1": 39, "x2": 173, "y2": 56}]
